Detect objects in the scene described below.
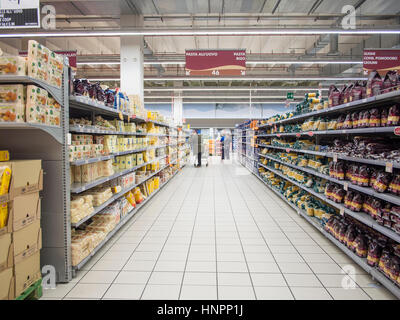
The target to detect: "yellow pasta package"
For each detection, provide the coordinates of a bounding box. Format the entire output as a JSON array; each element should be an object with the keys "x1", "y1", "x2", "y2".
[
  {"x1": 0, "y1": 202, "x2": 8, "y2": 228},
  {"x1": 0, "y1": 166, "x2": 11, "y2": 195}
]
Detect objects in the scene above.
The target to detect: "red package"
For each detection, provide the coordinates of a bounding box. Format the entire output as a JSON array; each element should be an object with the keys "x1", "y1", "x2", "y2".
[
  {"x1": 336, "y1": 115, "x2": 345, "y2": 129},
  {"x1": 344, "y1": 84, "x2": 354, "y2": 103},
  {"x1": 369, "y1": 168, "x2": 377, "y2": 187},
  {"x1": 379, "y1": 249, "x2": 391, "y2": 272},
  {"x1": 368, "y1": 108, "x2": 381, "y2": 127},
  {"x1": 351, "y1": 82, "x2": 363, "y2": 101},
  {"x1": 343, "y1": 113, "x2": 353, "y2": 129},
  {"x1": 344, "y1": 226, "x2": 358, "y2": 249},
  {"x1": 373, "y1": 171, "x2": 391, "y2": 193},
  {"x1": 344, "y1": 191, "x2": 354, "y2": 209},
  {"x1": 383, "y1": 70, "x2": 398, "y2": 94},
  {"x1": 338, "y1": 224, "x2": 348, "y2": 244},
  {"x1": 329, "y1": 85, "x2": 341, "y2": 107},
  {"x1": 388, "y1": 175, "x2": 400, "y2": 195},
  {"x1": 367, "y1": 240, "x2": 382, "y2": 267},
  {"x1": 389, "y1": 256, "x2": 400, "y2": 281},
  {"x1": 351, "y1": 111, "x2": 360, "y2": 128},
  {"x1": 350, "y1": 193, "x2": 363, "y2": 212},
  {"x1": 354, "y1": 234, "x2": 368, "y2": 258},
  {"x1": 367, "y1": 70, "x2": 383, "y2": 97},
  {"x1": 357, "y1": 166, "x2": 370, "y2": 187},
  {"x1": 387, "y1": 105, "x2": 400, "y2": 126}
]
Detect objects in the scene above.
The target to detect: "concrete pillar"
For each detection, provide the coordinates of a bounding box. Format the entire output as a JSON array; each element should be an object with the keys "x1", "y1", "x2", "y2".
[
  {"x1": 173, "y1": 91, "x2": 183, "y2": 126},
  {"x1": 120, "y1": 15, "x2": 144, "y2": 102}
]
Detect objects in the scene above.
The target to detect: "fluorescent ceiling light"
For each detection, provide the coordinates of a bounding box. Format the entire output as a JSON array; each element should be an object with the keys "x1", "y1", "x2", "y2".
[
  {"x1": 1, "y1": 28, "x2": 399, "y2": 38},
  {"x1": 144, "y1": 101, "x2": 298, "y2": 104},
  {"x1": 144, "y1": 77, "x2": 367, "y2": 81},
  {"x1": 144, "y1": 87, "x2": 329, "y2": 91},
  {"x1": 79, "y1": 60, "x2": 361, "y2": 66}
]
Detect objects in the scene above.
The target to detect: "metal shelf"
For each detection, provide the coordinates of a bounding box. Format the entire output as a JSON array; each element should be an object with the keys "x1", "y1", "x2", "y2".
[
  {"x1": 70, "y1": 155, "x2": 167, "y2": 194},
  {"x1": 0, "y1": 122, "x2": 63, "y2": 144},
  {"x1": 257, "y1": 126, "x2": 397, "y2": 138},
  {"x1": 72, "y1": 167, "x2": 181, "y2": 271},
  {"x1": 259, "y1": 144, "x2": 400, "y2": 169},
  {"x1": 258, "y1": 90, "x2": 400, "y2": 128},
  {"x1": 69, "y1": 125, "x2": 168, "y2": 136},
  {"x1": 0, "y1": 75, "x2": 63, "y2": 106},
  {"x1": 71, "y1": 163, "x2": 171, "y2": 228},
  {"x1": 258, "y1": 153, "x2": 400, "y2": 206},
  {"x1": 253, "y1": 171, "x2": 400, "y2": 300},
  {"x1": 257, "y1": 162, "x2": 400, "y2": 243}
]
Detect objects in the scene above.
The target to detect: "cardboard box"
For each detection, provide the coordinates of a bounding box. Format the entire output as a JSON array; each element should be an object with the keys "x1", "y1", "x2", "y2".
[
  {"x1": 13, "y1": 219, "x2": 42, "y2": 264},
  {"x1": 0, "y1": 268, "x2": 14, "y2": 300},
  {"x1": 14, "y1": 252, "x2": 41, "y2": 298},
  {"x1": 0, "y1": 192, "x2": 41, "y2": 236},
  {"x1": 0, "y1": 150, "x2": 9, "y2": 162},
  {"x1": 2, "y1": 160, "x2": 43, "y2": 199},
  {"x1": 0, "y1": 233, "x2": 13, "y2": 271}
]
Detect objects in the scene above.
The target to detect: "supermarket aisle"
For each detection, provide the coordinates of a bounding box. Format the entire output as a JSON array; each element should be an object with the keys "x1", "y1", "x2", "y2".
[{"x1": 42, "y1": 161, "x2": 396, "y2": 300}]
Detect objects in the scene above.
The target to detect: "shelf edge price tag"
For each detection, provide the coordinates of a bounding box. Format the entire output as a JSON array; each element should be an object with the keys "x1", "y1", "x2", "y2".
[
  {"x1": 340, "y1": 207, "x2": 345, "y2": 216},
  {"x1": 119, "y1": 112, "x2": 123, "y2": 120},
  {"x1": 386, "y1": 162, "x2": 393, "y2": 173},
  {"x1": 296, "y1": 133, "x2": 301, "y2": 138},
  {"x1": 307, "y1": 131, "x2": 314, "y2": 137},
  {"x1": 333, "y1": 153, "x2": 338, "y2": 163},
  {"x1": 286, "y1": 148, "x2": 291, "y2": 153},
  {"x1": 343, "y1": 182, "x2": 348, "y2": 191},
  {"x1": 394, "y1": 127, "x2": 400, "y2": 136},
  {"x1": 276, "y1": 134, "x2": 281, "y2": 137}
]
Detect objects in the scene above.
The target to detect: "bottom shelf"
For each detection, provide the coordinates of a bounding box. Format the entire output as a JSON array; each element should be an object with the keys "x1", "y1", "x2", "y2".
[
  {"x1": 72, "y1": 168, "x2": 182, "y2": 273},
  {"x1": 247, "y1": 165, "x2": 400, "y2": 300}
]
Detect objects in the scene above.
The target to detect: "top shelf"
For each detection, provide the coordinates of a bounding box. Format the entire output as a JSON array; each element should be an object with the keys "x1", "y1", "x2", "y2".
[
  {"x1": 0, "y1": 75, "x2": 64, "y2": 106},
  {"x1": 258, "y1": 90, "x2": 400, "y2": 128}
]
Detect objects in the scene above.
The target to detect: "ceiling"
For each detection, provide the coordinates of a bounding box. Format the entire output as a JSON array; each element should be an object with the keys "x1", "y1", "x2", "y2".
[{"x1": 1, "y1": 0, "x2": 400, "y2": 104}]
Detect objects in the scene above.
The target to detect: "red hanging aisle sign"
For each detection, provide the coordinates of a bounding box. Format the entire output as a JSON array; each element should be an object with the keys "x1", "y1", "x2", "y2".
[
  {"x1": 185, "y1": 49, "x2": 246, "y2": 76},
  {"x1": 363, "y1": 49, "x2": 400, "y2": 75}
]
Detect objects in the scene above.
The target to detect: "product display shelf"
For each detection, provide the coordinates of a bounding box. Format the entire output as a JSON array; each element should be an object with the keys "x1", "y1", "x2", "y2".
[
  {"x1": 0, "y1": 62, "x2": 72, "y2": 283},
  {"x1": 260, "y1": 144, "x2": 400, "y2": 170},
  {"x1": 72, "y1": 167, "x2": 181, "y2": 272},
  {"x1": 70, "y1": 155, "x2": 167, "y2": 194},
  {"x1": 258, "y1": 153, "x2": 400, "y2": 206},
  {"x1": 257, "y1": 162, "x2": 400, "y2": 243},
  {"x1": 0, "y1": 75, "x2": 63, "y2": 105},
  {"x1": 70, "y1": 144, "x2": 169, "y2": 166},
  {"x1": 69, "y1": 125, "x2": 168, "y2": 136},
  {"x1": 71, "y1": 163, "x2": 171, "y2": 228},
  {"x1": 258, "y1": 90, "x2": 400, "y2": 128},
  {"x1": 252, "y1": 171, "x2": 400, "y2": 300},
  {"x1": 257, "y1": 126, "x2": 397, "y2": 138}
]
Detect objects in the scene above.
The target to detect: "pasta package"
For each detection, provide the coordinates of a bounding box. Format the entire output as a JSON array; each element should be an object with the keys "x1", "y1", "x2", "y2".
[
  {"x1": 26, "y1": 85, "x2": 47, "y2": 124},
  {"x1": 0, "y1": 104, "x2": 24, "y2": 122},
  {"x1": 0, "y1": 85, "x2": 25, "y2": 105}
]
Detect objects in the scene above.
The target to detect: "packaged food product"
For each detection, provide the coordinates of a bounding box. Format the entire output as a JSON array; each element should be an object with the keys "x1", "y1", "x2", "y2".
[
  {"x1": 368, "y1": 108, "x2": 381, "y2": 127},
  {"x1": 383, "y1": 70, "x2": 398, "y2": 93},
  {"x1": 354, "y1": 234, "x2": 368, "y2": 258},
  {"x1": 367, "y1": 70, "x2": 383, "y2": 97},
  {"x1": 0, "y1": 56, "x2": 26, "y2": 76},
  {"x1": 381, "y1": 109, "x2": 388, "y2": 127},
  {"x1": 328, "y1": 85, "x2": 341, "y2": 107},
  {"x1": 387, "y1": 105, "x2": 400, "y2": 126},
  {"x1": 367, "y1": 240, "x2": 382, "y2": 267},
  {"x1": 373, "y1": 172, "x2": 391, "y2": 193},
  {"x1": 0, "y1": 85, "x2": 25, "y2": 104}
]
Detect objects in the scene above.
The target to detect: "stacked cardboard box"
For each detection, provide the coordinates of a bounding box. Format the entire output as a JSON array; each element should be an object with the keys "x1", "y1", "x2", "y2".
[{"x1": 0, "y1": 160, "x2": 43, "y2": 300}]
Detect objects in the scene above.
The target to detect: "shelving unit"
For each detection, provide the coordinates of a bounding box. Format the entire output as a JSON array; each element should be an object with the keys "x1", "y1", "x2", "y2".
[{"x1": 240, "y1": 89, "x2": 400, "y2": 299}]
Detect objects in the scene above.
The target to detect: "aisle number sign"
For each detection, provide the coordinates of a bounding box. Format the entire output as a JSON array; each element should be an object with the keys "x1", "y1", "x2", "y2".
[
  {"x1": 185, "y1": 49, "x2": 246, "y2": 76},
  {"x1": 0, "y1": 0, "x2": 40, "y2": 28}
]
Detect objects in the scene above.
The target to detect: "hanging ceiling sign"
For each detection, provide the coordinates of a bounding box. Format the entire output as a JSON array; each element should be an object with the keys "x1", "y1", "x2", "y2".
[
  {"x1": 19, "y1": 50, "x2": 77, "y2": 68},
  {"x1": 363, "y1": 49, "x2": 400, "y2": 75},
  {"x1": 0, "y1": 0, "x2": 40, "y2": 28},
  {"x1": 185, "y1": 49, "x2": 246, "y2": 76}
]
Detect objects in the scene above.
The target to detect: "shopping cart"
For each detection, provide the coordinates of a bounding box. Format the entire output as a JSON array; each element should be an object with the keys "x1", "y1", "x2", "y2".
[{"x1": 193, "y1": 140, "x2": 209, "y2": 167}]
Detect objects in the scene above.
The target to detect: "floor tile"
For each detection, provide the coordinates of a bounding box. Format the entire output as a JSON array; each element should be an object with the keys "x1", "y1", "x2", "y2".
[
  {"x1": 123, "y1": 260, "x2": 156, "y2": 271},
  {"x1": 65, "y1": 283, "x2": 110, "y2": 299},
  {"x1": 327, "y1": 288, "x2": 371, "y2": 300},
  {"x1": 102, "y1": 284, "x2": 145, "y2": 300},
  {"x1": 91, "y1": 259, "x2": 127, "y2": 271},
  {"x1": 218, "y1": 286, "x2": 255, "y2": 300},
  {"x1": 148, "y1": 272, "x2": 184, "y2": 285},
  {"x1": 113, "y1": 271, "x2": 151, "y2": 284},
  {"x1": 141, "y1": 284, "x2": 181, "y2": 300},
  {"x1": 363, "y1": 287, "x2": 397, "y2": 300},
  {"x1": 218, "y1": 273, "x2": 252, "y2": 286},
  {"x1": 250, "y1": 273, "x2": 287, "y2": 287},
  {"x1": 154, "y1": 260, "x2": 186, "y2": 272},
  {"x1": 42, "y1": 282, "x2": 77, "y2": 299},
  {"x1": 317, "y1": 274, "x2": 357, "y2": 288},
  {"x1": 180, "y1": 285, "x2": 218, "y2": 300},
  {"x1": 79, "y1": 271, "x2": 119, "y2": 284},
  {"x1": 183, "y1": 272, "x2": 217, "y2": 286},
  {"x1": 291, "y1": 287, "x2": 332, "y2": 300},
  {"x1": 254, "y1": 286, "x2": 294, "y2": 300},
  {"x1": 247, "y1": 262, "x2": 280, "y2": 273},
  {"x1": 217, "y1": 261, "x2": 248, "y2": 273},
  {"x1": 308, "y1": 263, "x2": 344, "y2": 274},
  {"x1": 278, "y1": 262, "x2": 313, "y2": 274},
  {"x1": 284, "y1": 274, "x2": 322, "y2": 287},
  {"x1": 186, "y1": 261, "x2": 216, "y2": 272}
]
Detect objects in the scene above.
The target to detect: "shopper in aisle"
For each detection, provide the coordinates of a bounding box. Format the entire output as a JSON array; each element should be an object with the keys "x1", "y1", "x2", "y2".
[
  {"x1": 190, "y1": 130, "x2": 202, "y2": 167},
  {"x1": 224, "y1": 132, "x2": 232, "y2": 160}
]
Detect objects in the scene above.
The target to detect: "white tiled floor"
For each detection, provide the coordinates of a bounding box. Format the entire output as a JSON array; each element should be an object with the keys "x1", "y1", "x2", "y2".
[{"x1": 42, "y1": 157, "x2": 397, "y2": 300}]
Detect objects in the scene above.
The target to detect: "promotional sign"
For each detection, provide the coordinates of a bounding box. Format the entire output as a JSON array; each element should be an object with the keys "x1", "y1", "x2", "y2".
[
  {"x1": 0, "y1": 0, "x2": 40, "y2": 28},
  {"x1": 185, "y1": 49, "x2": 246, "y2": 76},
  {"x1": 19, "y1": 50, "x2": 77, "y2": 68},
  {"x1": 363, "y1": 49, "x2": 400, "y2": 75},
  {"x1": 286, "y1": 92, "x2": 294, "y2": 100}
]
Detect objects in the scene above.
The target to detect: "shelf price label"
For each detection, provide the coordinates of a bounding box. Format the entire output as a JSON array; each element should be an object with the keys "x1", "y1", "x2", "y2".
[
  {"x1": 343, "y1": 182, "x2": 349, "y2": 191},
  {"x1": 307, "y1": 131, "x2": 314, "y2": 137},
  {"x1": 296, "y1": 133, "x2": 301, "y2": 138},
  {"x1": 340, "y1": 207, "x2": 345, "y2": 216},
  {"x1": 286, "y1": 148, "x2": 291, "y2": 153},
  {"x1": 276, "y1": 134, "x2": 281, "y2": 137},
  {"x1": 386, "y1": 162, "x2": 393, "y2": 173},
  {"x1": 333, "y1": 153, "x2": 338, "y2": 163},
  {"x1": 394, "y1": 127, "x2": 400, "y2": 136}
]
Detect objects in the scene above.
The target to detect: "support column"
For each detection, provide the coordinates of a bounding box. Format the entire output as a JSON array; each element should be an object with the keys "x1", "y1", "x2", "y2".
[
  {"x1": 120, "y1": 15, "x2": 144, "y2": 102},
  {"x1": 173, "y1": 91, "x2": 183, "y2": 126}
]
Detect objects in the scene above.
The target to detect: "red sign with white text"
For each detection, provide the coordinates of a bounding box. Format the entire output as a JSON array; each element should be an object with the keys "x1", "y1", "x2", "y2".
[
  {"x1": 363, "y1": 49, "x2": 400, "y2": 75},
  {"x1": 185, "y1": 49, "x2": 246, "y2": 76}
]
